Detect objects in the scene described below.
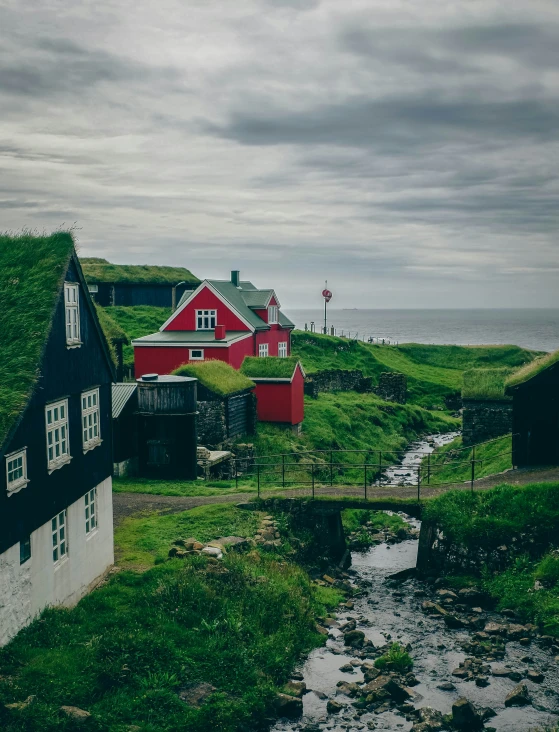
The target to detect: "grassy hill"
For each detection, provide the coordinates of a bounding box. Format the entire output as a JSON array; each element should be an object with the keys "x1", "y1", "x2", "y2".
[
  {"x1": 291, "y1": 332, "x2": 541, "y2": 410},
  {"x1": 104, "y1": 305, "x2": 171, "y2": 370}
]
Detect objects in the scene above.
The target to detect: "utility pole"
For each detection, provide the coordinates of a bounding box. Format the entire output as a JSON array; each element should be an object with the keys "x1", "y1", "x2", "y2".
[{"x1": 322, "y1": 281, "x2": 332, "y2": 334}]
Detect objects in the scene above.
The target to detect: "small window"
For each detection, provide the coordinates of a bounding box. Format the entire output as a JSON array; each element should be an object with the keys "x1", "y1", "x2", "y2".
[
  {"x1": 278, "y1": 342, "x2": 287, "y2": 358},
  {"x1": 6, "y1": 448, "x2": 28, "y2": 495},
  {"x1": 20, "y1": 536, "x2": 31, "y2": 565},
  {"x1": 87, "y1": 284, "x2": 99, "y2": 294},
  {"x1": 82, "y1": 388, "x2": 101, "y2": 451},
  {"x1": 46, "y1": 400, "x2": 70, "y2": 471},
  {"x1": 85, "y1": 488, "x2": 97, "y2": 534},
  {"x1": 189, "y1": 349, "x2": 204, "y2": 361},
  {"x1": 196, "y1": 310, "x2": 217, "y2": 330},
  {"x1": 64, "y1": 282, "x2": 81, "y2": 346},
  {"x1": 259, "y1": 343, "x2": 269, "y2": 357},
  {"x1": 268, "y1": 306, "x2": 278, "y2": 324},
  {"x1": 52, "y1": 510, "x2": 68, "y2": 563}
]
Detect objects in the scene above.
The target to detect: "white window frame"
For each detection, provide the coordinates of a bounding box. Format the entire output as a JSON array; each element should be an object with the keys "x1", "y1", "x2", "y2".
[
  {"x1": 189, "y1": 349, "x2": 205, "y2": 361},
  {"x1": 82, "y1": 388, "x2": 101, "y2": 452},
  {"x1": 6, "y1": 448, "x2": 29, "y2": 496},
  {"x1": 87, "y1": 284, "x2": 99, "y2": 294},
  {"x1": 268, "y1": 305, "x2": 278, "y2": 324},
  {"x1": 46, "y1": 399, "x2": 71, "y2": 472},
  {"x1": 85, "y1": 488, "x2": 97, "y2": 535},
  {"x1": 52, "y1": 510, "x2": 68, "y2": 564},
  {"x1": 196, "y1": 310, "x2": 217, "y2": 330},
  {"x1": 259, "y1": 343, "x2": 269, "y2": 357},
  {"x1": 64, "y1": 282, "x2": 81, "y2": 347},
  {"x1": 278, "y1": 342, "x2": 288, "y2": 358}
]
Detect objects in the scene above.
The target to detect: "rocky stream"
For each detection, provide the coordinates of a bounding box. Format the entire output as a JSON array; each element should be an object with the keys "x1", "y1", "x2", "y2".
[{"x1": 271, "y1": 516, "x2": 559, "y2": 732}]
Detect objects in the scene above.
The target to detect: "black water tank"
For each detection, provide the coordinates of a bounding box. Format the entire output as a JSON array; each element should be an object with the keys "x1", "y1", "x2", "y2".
[{"x1": 137, "y1": 374, "x2": 197, "y2": 415}]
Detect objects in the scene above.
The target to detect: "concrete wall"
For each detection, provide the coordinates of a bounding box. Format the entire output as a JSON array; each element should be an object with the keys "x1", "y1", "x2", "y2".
[
  {"x1": 0, "y1": 478, "x2": 114, "y2": 647},
  {"x1": 462, "y1": 399, "x2": 513, "y2": 446}
]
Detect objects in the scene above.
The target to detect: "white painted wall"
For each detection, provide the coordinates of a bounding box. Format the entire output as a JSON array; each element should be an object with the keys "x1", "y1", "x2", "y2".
[{"x1": 0, "y1": 477, "x2": 114, "y2": 647}]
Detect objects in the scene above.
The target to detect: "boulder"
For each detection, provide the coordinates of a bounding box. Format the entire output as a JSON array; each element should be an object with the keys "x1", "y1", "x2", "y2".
[
  {"x1": 458, "y1": 587, "x2": 485, "y2": 604},
  {"x1": 491, "y1": 666, "x2": 513, "y2": 677},
  {"x1": 414, "y1": 707, "x2": 445, "y2": 731},
  {"x1": 201, "y1": 546, "x2": 222, "y2": 559},
  {"x1": 452, "y1": 698, "x2": 483, "y2": 730},
  {"x1": 507, "y1": 624, "x2": 529, "y2": 640},
  {"x1": 437, "y1": 682, "x2": 456, "y2": 691},
  {"x1": 214, "y1": 536, "x2": 251, "y2": 552},
  {"x1": 526, "y1": 670, "x2": 544, "y2": 683},
  {"x1": 362, "y1": 675, "x2": 412, "y2": 703},
  {"x1": 326, "y1": 699, "x2": 345, "y2": 714},
  {"x1": 444, "y1": 615, "x2": 469, "y2": 629},
  {"x1": 336, "y1": 681, "x2": 361, "y2": 697},
  {"x1": 284, "y1": 680, "x2": 307, "y2": 697},
  {"x1": 436, "y1": 589, "x2": 458, "y2": 600},
  {"x1": 344, "y1": 629, "x2": 365, "y2": 647},
  {"x1": 5, "y1": 696, "x2": 35, "y2": 711},
  {"x1": 484, "y1": 622, "x2": 506, "y2": 635},
  {"x1": 504, "y1": 683, "x2": 531, "y2": 707},
  {"x1": 178, "y1": 682, "x2": 217, "y2": 707},
  {"x1": 275, "y1": 693, "x2": 303, "y2": 718},
  {"x1": 60, "y1": 706, "x2": 91, "y2": 721}
]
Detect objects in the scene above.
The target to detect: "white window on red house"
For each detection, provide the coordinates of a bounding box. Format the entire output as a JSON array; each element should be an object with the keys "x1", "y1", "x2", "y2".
[
  {"x1": 46, "y1": 399, "x2": 70, "y2": 471},
  {"x1": 189, "y1": 349, "x2": 204, "y2": 360},
  {"x1": 82, "y1": 388, "x2": 101, "y2": 451},
  {"x1": 64, "y1": 282, "x2": 81, "y2": 346},
  {"x1": 259, "y1": 343, "x2": 269, "y2": 357},
  {"x1": 6, "y1": 448, "x2": 28, "y2": 496},
  {"x1": 278, "y1": 342, "x2": 287, "y2": 358},
  {"x1": 196, "y1": 310, "x2": 217, "y2": 330},
  {"x1": 52, "y1": 510, "x2": 68, "y2": 563},
  {"x1": 268, "y1": 305, "x2": 278, "y2": 324}
]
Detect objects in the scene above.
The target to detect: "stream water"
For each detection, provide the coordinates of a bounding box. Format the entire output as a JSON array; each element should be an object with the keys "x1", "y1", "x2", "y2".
[
  {"x1": 272, "y1": 521, "x2": 559, "y2": 732},
  {"x1": 378, "y1": 432, "x2": 460, "y2": 487}
]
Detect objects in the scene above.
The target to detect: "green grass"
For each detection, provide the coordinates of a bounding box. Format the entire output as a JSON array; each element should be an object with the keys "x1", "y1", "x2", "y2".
[
  {"x1": 94, "y1": 304, "x2": 129, "y2": 367},
  {"x1": 174, "y1": 361, "x2": 254, "y2": 397},
  {"x1": 374, "y1": 643, "x2": 413, "y2": 673},
  {"x1": 421, "y1": 434, "x2": 513, "y2": 486},
  {"x1": 291, "y1": 332, "x2": 541, "y2": 410},
  {"x1": 81, "y1": 258, "x2": 199, "y2": 285},
  {"x1": 506, "y1": 348, "x2": 559, "y2": 389},
  {"x1": 115, "y1": 504, "x2": 262, "y2": 569},
  {"x1": 462, "y1": 368, "x2": 513, "y2": 401},
  {"x1": 0, "y1": 231, "x2": 75, "y2": 448},
  {"x1": 113, "y1": 477, "x2": 253, "y2": 497},
  {"x1": 341, "y1": 509, "x2": 406, "y2": 535},
  {"x1": 424, "y1": 482, "x2": 559, "y2": 550},
  {"x1": 0, "y1": 552, "x2": 338, "y2": 732},
  {"x1": 240, "y1": 356, "x2": 300, "y2": 379},
  {"x1": 101, "y1": 305, "x2": 172, "y2": 369}
]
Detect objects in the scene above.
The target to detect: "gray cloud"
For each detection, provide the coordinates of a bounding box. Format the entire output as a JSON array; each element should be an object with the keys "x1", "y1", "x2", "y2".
[{"x1": 0, "y1": 0, "x2": 558, "y2": 308}]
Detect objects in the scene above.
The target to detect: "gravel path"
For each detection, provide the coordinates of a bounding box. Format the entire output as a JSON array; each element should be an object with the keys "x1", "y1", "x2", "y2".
[{"x1": 112, "y1": 464, "x2": 559, "y2": 528}]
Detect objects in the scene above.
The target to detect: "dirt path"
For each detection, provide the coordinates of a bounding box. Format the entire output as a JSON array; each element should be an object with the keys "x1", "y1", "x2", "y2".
[{"x1": 112, "y1": 465, "x2": 559, "y2": 528}]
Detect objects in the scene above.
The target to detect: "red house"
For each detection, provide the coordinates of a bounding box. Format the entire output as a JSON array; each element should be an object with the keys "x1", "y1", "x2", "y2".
[
  {"x1": 133, "y1": 271, "x2": 295, "y2": 378},
  {"x1": 240, "y1": 357, "x2": 305, "y2": 431}
]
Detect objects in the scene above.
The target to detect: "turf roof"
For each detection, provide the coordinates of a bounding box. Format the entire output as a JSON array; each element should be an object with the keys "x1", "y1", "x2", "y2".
[
  {"x1": 506, "y1": 349, "x2": 559, "y2": 390},
  {"x1": 0, "y1": 231, "x2": 75, "y2": 450},
  {"x1": 81, "y1": 258, "x2": 199, "y2": 285},
  {"x1": 462, "y1": 368, "x2": 513, "y2": 401},
  {"x1": 173, "y1": 361, "x2": 255, "y2": 396},
  {"x1": 94, "y1": 304, "x2": 129, "y2": 366},
  {"x1": 240, "y1": 356, "x2": 301, "y2": 379}
]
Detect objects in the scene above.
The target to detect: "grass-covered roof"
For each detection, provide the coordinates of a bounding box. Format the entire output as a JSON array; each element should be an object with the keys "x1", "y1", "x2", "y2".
[
  {"x1": 0, "y1": 231, "x2": 75, "y2": 450},
  {"x1": 173, "y1": 361, "x2": 255, "y2": 396},
  {"x1": 462, "y1": 368, "x2": 513, "y2": 401},
  {"x1": 240, "y1": 356, "x2": 301, "y2": 379},
  {"x1": 94, "y1": 304, "x2": 129, "y2": 366},
  {"x1": 81, "y1": 258, "x2": 199, "y2": 285},
  {"x1": 506, "y1": 349, "x2": 559, "y2": 390}
]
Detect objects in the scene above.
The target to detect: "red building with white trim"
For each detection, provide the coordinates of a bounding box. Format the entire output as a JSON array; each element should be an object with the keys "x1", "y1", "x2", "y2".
[
  {"x1": 133, "y1": 271, "x2": 295, "y2": 378},
  {"x1": 248, "y1": 361, "x2": 305, "y2": 429}
]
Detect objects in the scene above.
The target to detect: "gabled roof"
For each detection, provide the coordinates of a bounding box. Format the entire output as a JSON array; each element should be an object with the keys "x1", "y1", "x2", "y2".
[
  {"x1": 0, "y1": 232, "x2": 115, "y2": 452},
  {"x1": 112, "y1": 383, "x2": 137, "y2": 418},
  {"x1": 133, "y1": 331, "x2": 251, "y2": 347},
  {"x1": 171, "y1": 278, "x2": 294, "y2": 332},
  {"x1": 505, "y1": 349, "x2": 559, "y2": 392}
]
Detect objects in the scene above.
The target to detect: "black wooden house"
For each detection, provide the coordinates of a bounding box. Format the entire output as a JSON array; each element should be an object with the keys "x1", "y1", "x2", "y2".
[
  {"x1": 507, "y1": 353, "x2": 559, "y2": 467},
  {"x1": 0, "y1": 232, "x2": 115, "y2": 647}
]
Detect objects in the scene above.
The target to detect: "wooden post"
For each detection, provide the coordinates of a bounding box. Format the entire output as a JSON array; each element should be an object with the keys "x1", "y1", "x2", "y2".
[
  {"x1": 417, "y1": 465, "x2": 421, "y2": 502},
  {"x1": 235, "y1": 461, "x2": 238, "y2": 490},
  {"x1": 427, "y1": 452, "x2": 431, "y2": 485},
  {"x1": 311, "y1": 463, "x2": 315, "y2": 499},
  {"x1": 282, "y1": 454, "x2": 285, "y2": 488},
  {"x1": 330, "y1": 451, "x2": 333, "y2": 486},
  {"x1": 471, "y1": 445, "x2": 476, "y2": 493},
  {"x1": 257, "y1": 463, "x2": 260, "y2": 498},
  {"x1": 379, "y1": 451, "x2": 382, "y2": 486}
]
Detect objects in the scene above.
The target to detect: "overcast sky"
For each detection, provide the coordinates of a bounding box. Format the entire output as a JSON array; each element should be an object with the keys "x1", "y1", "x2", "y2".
[{"x1": 1, "y1": 0, "x2": 559, "y2": 308}]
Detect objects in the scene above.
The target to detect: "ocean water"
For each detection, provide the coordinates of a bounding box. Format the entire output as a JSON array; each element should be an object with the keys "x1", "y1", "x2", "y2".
[{"x1": 282, "y1": 309, "x2": 559, "y2": 353}]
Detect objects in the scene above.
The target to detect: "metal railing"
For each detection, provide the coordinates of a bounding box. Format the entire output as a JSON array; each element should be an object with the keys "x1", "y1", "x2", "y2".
[{"x1": 231, "y1": 434, "x2": 516, "y2": 501}]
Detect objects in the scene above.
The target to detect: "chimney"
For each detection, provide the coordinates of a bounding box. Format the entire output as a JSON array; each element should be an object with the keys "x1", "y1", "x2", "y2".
[
  {"x1": 214, "y1": 324, "x2": 226, "y2": 340},
  {"x1": 231, "y1": 270, "x2": 240, "y2": 287}
]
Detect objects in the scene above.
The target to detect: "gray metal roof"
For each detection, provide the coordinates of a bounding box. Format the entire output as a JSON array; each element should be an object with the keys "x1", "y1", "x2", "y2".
[
  {"x1": 112, "y1": 383, "x2": 137, "y2": 419},
  {"x1": 133, "y1": 330, "x2": 250, "y2": 345}
]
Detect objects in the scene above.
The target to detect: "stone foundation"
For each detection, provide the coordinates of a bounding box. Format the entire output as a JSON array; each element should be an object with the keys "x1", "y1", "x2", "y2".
[
  {"x1": 462, "y1": 399, "x2": 512, "y2": 446},
  {"x1": 304, "y1": 369, "x2": 373, "y2": 398}
]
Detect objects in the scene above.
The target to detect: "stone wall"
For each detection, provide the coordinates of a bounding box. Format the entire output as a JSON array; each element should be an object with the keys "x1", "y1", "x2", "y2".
[
  {"x1": 416, "y1": 518, "x2": 555, "y2": 577},
  {"x1": 304, "y1": 369, "x2": 373, "y2": 398},
  {"x1": 197, "y1": 400, "x2": 227, "y2": 447},
  {"x1": 239, "y1": 497, "x2": 348, "y2": 564},
  {"x1": 376, "y1": 372, "x2": 407, "y2": 404},
  {"x1": 462, "y1": 399, "x2": 512, "y2": 446}
]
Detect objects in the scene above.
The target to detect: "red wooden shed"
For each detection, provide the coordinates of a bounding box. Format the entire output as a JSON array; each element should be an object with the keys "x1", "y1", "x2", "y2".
[{"x1": 240, "y1": 357, "x2": 305, "y2": 431}]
